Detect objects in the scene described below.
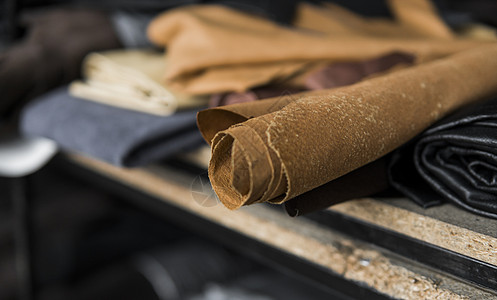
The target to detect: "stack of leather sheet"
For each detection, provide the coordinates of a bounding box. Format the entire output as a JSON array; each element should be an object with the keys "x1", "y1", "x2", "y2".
[
  {"x1": 142, "y1": 0, "x2": 497, "y2": 215},
  {"x1": 70, "y1": 50, "x2": 209, "y2": 116},
  {"x1": 16, "y1": 0, "x2": 497, "y2": 218},
  {"x1": 146, "y1": 1, "x2": 485, "y2": 95}
]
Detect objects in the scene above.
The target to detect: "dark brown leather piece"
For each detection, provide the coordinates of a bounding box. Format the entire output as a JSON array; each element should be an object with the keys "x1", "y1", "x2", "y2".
[{"x1": 0, "y1": 8, "x2": 122, "y2": 119}]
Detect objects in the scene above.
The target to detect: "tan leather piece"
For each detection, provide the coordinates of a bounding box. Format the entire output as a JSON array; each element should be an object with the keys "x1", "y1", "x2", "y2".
[
  {"x1": 388, "y1": 0, "x2": 454, "y2": 39},
  {"x1": 69, "y1": 50, "x2": 209, "y2": 115},
  {"x1": 200, "y1": 44, "x2": 497, "y2": 209},
  {"x1": 295, "y1": 1, "x2": 450, "y2": 38},
  {"x1": 167, "y1": 60, "x2": 311, "y2": 94},
  {"x1": 148, "y1": 3, "x2": 486, "y2": 94},
  {"x1": 197, "y1": 90, "x2": 309, "y2": 144}
]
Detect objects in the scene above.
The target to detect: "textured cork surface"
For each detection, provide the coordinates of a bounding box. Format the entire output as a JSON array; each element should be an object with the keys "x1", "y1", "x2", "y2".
[
  {"x1": 382, "y1": 198, "x2": 497, "y2": 238},
  {"x1": 170, "y1": 146, "x2": 497, "y2": 266},
  {"x1": 175, "y1": 146, "x2": 497, "y2": 265},
  {"x1": 67, "y1": 153, "x2": 496, "y2": 299},
  {"x1": 330, "y1": 198, "x2": 497, "y2": 266}
]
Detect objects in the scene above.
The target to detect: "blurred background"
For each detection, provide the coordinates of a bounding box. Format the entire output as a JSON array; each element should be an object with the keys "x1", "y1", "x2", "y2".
[{"x1": 1, "y1": 0, "x2": 497, "y2": 299}]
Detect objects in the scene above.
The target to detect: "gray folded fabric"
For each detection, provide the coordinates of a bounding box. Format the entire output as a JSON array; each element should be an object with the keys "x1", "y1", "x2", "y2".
[
  {"x1": 20, "y1": 87, "x2": 204, "y2": 167},
  {"x1": 110, "y1": 12, "x2": 155, "y2": 48}
]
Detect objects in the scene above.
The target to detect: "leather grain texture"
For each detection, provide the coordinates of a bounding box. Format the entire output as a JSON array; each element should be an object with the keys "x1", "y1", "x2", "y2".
[
  {"x1": 198, "y1": 45, "x2": 497, "y2": 210},
  {"x1": 147, "y1": 1, "x2": 487, "y2": 94}
]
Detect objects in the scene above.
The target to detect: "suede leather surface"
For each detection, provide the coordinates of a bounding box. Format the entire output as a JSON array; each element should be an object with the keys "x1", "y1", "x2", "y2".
[
  {"x1": 147, "y1": 1, "x2": 487, "y2": 95},
  {"x1": 305, "y1": 52, "x2": 415, "y2": 90},
  {"x1": 209, "y1": 87, "x2": 304, "y2": 108},
  {"x1": 202, "y1": 53, "x2": 415, "y2": 214},
  {"x1": 198, "y1": 45, "x2": 497, "y2": 210},
  {"x1": 208, "y1": 52, "x2": 414, "y2": 109}
]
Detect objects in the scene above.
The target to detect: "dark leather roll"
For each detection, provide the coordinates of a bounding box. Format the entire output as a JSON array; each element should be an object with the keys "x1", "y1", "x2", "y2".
[
  {"x1": 284, "y1": 157, "x2": 389, "y2": 217},
  {"x1": 389, "y1": 96, "x2": 497, "y2": 219}
]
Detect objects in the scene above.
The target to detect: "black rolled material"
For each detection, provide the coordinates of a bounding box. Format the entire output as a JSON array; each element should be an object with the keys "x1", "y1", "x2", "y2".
[{"x1": 389, "y1": 96, "x2": 497, "y2": 219}]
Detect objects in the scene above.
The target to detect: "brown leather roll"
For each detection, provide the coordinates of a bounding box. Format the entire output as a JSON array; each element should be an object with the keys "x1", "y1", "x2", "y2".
[{"x1": 198, "y1": 44, "x2": 497, "y2": 209}]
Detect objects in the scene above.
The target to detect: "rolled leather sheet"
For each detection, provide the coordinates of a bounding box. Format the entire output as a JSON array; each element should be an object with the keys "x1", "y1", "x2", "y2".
[
  {"x1": 70, "y1": 49, "x2": 209, "y2": 116},
  {"x1": 204, "y1": 53, "x2": 412, "y2": 215},
  {"x1": 389, "y1": 96, "x2": 497, "y2": 219},
  {"x1": 21, "y1": 87, "x2": 204, "y2": 167},
  {"x1": 197, "y1": 44, "x2": 497, "y2": 210},
  {"x1": 147, "y1": 1, "x2": 487, "y2": 94}
]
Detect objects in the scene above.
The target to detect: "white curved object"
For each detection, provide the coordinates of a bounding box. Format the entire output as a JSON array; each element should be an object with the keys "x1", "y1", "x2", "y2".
[{"x1": 0, "y1": 136, "x2": 58, "y2": 177}]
